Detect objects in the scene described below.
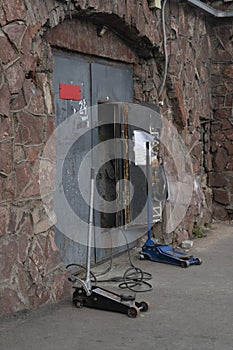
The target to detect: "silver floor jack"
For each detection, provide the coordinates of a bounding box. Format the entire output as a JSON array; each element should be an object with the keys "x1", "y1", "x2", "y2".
[{"x1": 71, "y1": 169, "x2": 149, "y2": 318}]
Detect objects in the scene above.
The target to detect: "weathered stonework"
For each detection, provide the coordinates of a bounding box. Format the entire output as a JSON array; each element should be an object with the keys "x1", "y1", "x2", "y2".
[
  {"x1": 209, "y1": 19, "x2": 233, "y2": 220},
  {"x1": 0, "y1": 0, "x2": 233, "y2": 316}
]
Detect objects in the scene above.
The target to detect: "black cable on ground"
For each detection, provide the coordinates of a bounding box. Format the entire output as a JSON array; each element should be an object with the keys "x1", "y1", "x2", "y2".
[{"x1": 66, "y1": 229, "x2": 153, "y2": 293}]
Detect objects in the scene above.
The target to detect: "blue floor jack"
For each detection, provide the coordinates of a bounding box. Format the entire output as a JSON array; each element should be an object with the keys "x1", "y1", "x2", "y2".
[
  {"x1": 140, "y1": 142, "x2": 202, "y2": 268},
  {"x1": 140, "y1": 242, "x2": 202, "y2": 268}
]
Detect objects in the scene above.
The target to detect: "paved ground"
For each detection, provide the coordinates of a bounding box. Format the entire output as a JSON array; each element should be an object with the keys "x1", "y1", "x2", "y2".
[{"x1": 0, "y1": 222, "x2": 233, "y2": 350}]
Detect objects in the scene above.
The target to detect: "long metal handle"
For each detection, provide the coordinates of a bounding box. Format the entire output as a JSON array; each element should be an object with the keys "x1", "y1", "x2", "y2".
[
  {"x1": 146, "y1": 142, "x2": 151, "y2": 242},
  {"x1": 85, "y1": 168, "x2": 95, "y2": 293}
]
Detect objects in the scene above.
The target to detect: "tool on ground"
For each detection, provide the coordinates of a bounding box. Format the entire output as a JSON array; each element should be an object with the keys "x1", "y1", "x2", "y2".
[
  {"x1": 70, "y1": 168, "x2": 149, "y2": 318},
  {"x1": 140, "y1": 243, "x2": 202, "y2": 268},
  {"x1": 140, "y1": 142, "x2": 202, "y2": 268}
]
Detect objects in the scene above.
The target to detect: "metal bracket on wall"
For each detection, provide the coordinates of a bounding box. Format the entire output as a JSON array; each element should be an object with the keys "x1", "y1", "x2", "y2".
[{"x1": 148, "y1": 0, "x2": 162, "y2": 9}]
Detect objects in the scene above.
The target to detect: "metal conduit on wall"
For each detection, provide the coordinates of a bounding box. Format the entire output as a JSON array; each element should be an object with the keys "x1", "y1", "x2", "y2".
[{"x1": 187, "y1": 0, "x2": 233, "y2": 18}]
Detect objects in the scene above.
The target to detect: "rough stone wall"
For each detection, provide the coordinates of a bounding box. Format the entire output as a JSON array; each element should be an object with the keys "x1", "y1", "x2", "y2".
[
  {"x1": 0, "y1": 0, "x2": 161, "y2": 316},
  {"x1": 0, "y1": 0, "x2": 72, "y2": 316},
  {"x1": 209, "y1": 20, "x2": 233, "y2": 220},
  {"x1": 134, "y1": 2, "x2": 213, "y2": 241},
  {"x1": 0, "y1": 0, "x2": 232, "y2": 316},
  {"x1": 163, "y1": 3, "x2": 213, "y2": 240}
]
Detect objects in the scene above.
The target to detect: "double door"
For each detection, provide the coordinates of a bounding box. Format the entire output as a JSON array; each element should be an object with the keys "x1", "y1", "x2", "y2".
[{"x1": 53, "y1": 51, "x2": 134, "y2": 265}]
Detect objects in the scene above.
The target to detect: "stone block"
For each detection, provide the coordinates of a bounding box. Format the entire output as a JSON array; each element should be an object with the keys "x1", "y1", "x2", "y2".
[
  {"x1": 203, "y1": 189, "x2": 212, "y2": 211},
  {"x1": 211, "y1": 122, "x2": 222, "y2": 133},
  {"x1": 213, "y1": 84, "x2": 228, "y2": 95},
  {"x1": 0, "y1": 6, "x2": 6, "y2": 25},
  {"x1": 10, "y1": 90, "x2": 26, "y2": 111},
  {"x1": 0, "y1": 205, "x2": 9, "y2": 237},
  {"x1": 213, "y1": 147, "x2": 228, "y2": 171},
  {"x1": 225, "y1": 94, "x2": 233, "y2": 107},
  {"x1": 5, "y1": 61, "x2": 25, "y2": 94},
  {"x1": 225, "y1": 142, "x2": 233, "y2": 155},
  {"x1": 38, "y1": 157, "x2": 56, "y2": 197},
  {"x1": 213, "y1": 108, "x2": 232, "y2": 120},
  {"x1": 2, "y1": 22, "x2": 26, "y2": 50},
  {"x1": 14, "y1": 210, "x2": 32, "y2": 237},
  {"x1": 45, "y1": 232, "x2": 63, "y2": 273},
  {"x1": 211, "y1": 74, "x2": 222, "y2": 88},
  {"x1": 208, "y1": 172, "x2": 228, "y2": 187},
  {"x1": 0, "y1": 115, "x2": 11, "y2": 139},
  {"x1": 0, "y1": 239, "x2": 18, "y2": 280},
  {"x1": 221, "y1": 119, "x2": 232, "y2": 130},
  {"x1": 14, "y1": 145, "x2": 26, "y2": 163},
  {"x1": 30, "y1": 239, "x2": 46, "y2": 276},
  {"x1": 211, "y1": 142, "x2": 217, "y2": 154},
  {"x1": 7, "y1": 208, "x2": 17, "y2": 234},
  {"x1": 212, "y1": 96, "x2": 225, "y2": 109},
  {"x1": 212, "y1": 48, "x2": 231, "y2": 62},
  {"x1": 15, "y1": 162, "x2": 31, "y2": 196},
  {"x1": 212, "y1": 202, "x2": 228, "y2": 220},
  {"x1": 37, "y1": 74, "x2": 54, "y2": 115},
  {"x1": 224, "y1": 129, "x2": 233, "y2": 140},
  {"x1": 0, "y1": 36, "x2": 18, "y2": 64},
  {"x1": 0, "y1": 140, "x2": 13, "y2": 174},
  {"x1": 25, "y1": 146, "x2": 41, "y2": 166},
  {"x1": 213, "y1": 188, "x2": 230, "y2": 205},
  {"x1": 191, "y1": 142, "x2": 203, "y2": 159},
  {"x1": 0, "y1": 287, "x2": 23, "y2": 316},
  {"x1": 22, "y1": 165, "x2": 41, "y2": 199},
  {"x1": 134, "y1": 83, "x2": 143, "y2": 100},
  {"x1": 0, "y1": 85, "x2": 10, "y2": 118},
  {"x1": 17, "y1": 113, "x2": 44, "y2": 145},
  {"x1": 18, "y1": 233, "x2": 31, "y2": 263},
  {"x1": 16, "y1": 262, "x2": 30, "y2": 301},
  {"x1": 49, "y1": 270, "x2": 71, "y2": 301},
  {"x1": 2, "y1": 0, "x2": 26, "y2": 22},
  {"x1": 28, "y1": 284, "x2": 51, "y2": 308},
  {"x1": 204, "y1": 153, "x2": 212, "y2": 172},
  {"x1": 26, "y1": 86, "x2": 45, "y2": 115},
  {"x1": 173, "y1": 82, "x2": 187, "y2": 128},
  {"x1": 28, "y1": 258, "x2": 41, "y2": 283},
  {"x1": 33, "y1": 215, "x2": 54, "y2": 234},
  {"x1": 20, "y1": 24, "x2": 40, "y2": 69},
  {"x1": 167, "y1": 54, "x2": 179, "y2": 75},
  {"x1": 210, "y1": 129, "x2": 225, "y2": 142},
  {"x1": 178, "y1": 5, "x2": 189, "y2": 37}
]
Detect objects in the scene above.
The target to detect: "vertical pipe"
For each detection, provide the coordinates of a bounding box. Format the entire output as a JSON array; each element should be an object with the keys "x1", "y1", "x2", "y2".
[{"x1": 146, "y1": 142, "x2": 151, "y2": 242}]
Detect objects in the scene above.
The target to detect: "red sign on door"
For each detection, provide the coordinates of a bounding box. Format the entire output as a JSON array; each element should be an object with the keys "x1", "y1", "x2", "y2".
[{"x1": 59, "y1": 83, "x2": 81, "y2": 100}]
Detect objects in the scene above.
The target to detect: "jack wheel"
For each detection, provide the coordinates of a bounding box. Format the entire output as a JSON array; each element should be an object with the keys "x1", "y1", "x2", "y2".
[
  {"x1": 74, "y1": 300, "x2": 83, "y2": 308},
  {"x1": 139, "y1": 254, "x2": 145, "y2": 260},
  {"x1": 139, "y1": 301, "x2": 149, "y2": 312},
  {"x1": 181, "y1": 260, "x2": 189, "y2": 268},
  {"x1": 197, "y1": 258, "x2": 202, "y2": 265},
  {"x1": 127, "y1": 306, "x2": 140, "y2": 318}
]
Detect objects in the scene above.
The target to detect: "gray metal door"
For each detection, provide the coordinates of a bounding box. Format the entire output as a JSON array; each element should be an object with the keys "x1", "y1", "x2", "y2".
[
  {"x1": 91, "y1": 63, "x2": 133, "y2": 262},
  {"x1": 53, "y1": 51, "x2": 92, "y2": 266},
  {"x1": 53, "y1": 51, "x2": 133, "y2": 265}
]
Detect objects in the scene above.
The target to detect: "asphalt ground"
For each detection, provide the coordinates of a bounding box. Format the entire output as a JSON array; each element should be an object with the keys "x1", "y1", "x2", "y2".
[{"x1": 0, "y1": 222, "x2": 233, "y2": 350}]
